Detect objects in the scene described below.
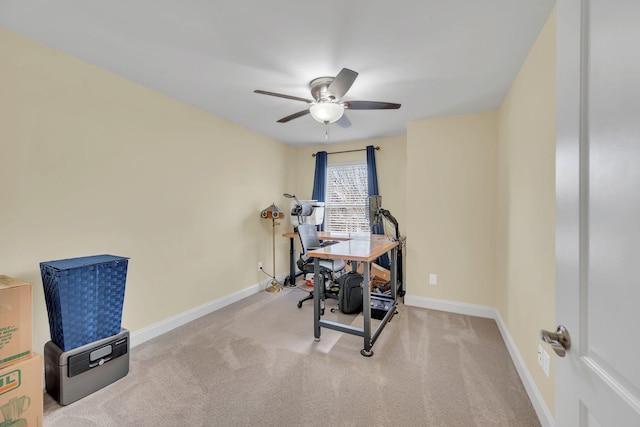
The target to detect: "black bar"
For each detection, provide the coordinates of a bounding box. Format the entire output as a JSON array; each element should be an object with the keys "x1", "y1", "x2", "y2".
[
  {"x1": 312, "y1": 146, "x2": 379, "y2": 157},
  {"x1": 318, "y1": 319, "x2": 365, "y2": 337},
  {"x1": 288, "y1": 237, "x2": 296, "y2": 286},
  {"x1": 314, "y1": 258, "x2": 321, "y2": 340},
  {"x1": 371, "y1": 302, "x2": 397, "y2": 346}
]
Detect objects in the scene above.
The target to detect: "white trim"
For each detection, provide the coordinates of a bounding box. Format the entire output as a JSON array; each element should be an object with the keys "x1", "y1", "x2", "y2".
[
  {"x1": 494, "y1": 309, "x2": 555, "y2": 427},
  {"x1": 404, "y1": 294, "x2": 496, "y2": 319},
  {"x1": 404, "y1": 294, "x2": 555, "y2": 427},
  {"x1": 129, "y1": 274, "x2": 287, "y2": 348}
]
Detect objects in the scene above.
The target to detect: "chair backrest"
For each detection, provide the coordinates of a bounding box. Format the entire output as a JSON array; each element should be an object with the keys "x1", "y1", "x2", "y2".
[{"x1": 298, "y1": 224, "x2": 322, "y2": 255}]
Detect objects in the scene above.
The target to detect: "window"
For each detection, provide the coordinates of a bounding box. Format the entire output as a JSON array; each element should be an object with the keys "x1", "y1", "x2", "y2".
[{"x1": 324, "y1": 161, "x2": 369, "y2": 233}]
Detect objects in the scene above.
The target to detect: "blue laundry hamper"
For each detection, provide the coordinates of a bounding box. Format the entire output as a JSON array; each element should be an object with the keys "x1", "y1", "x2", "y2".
[{"x1": 40, "y1": 254, "x2": 129, "y2": 351}]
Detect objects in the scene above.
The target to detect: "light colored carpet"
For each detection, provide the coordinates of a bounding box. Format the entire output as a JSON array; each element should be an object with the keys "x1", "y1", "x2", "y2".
[{"x1": 43, "y1": 284, "x2": 540, "y2": 426}]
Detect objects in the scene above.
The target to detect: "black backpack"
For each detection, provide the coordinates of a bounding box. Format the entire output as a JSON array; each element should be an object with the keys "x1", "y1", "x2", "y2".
[{"x1": 337, "y1": 271, "x2": 363, "y2": 314}]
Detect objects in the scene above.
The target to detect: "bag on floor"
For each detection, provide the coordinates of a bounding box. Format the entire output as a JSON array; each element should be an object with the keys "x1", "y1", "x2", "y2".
[{"x1": 337, "y1": 271, "x2": 363, "y2": 314}]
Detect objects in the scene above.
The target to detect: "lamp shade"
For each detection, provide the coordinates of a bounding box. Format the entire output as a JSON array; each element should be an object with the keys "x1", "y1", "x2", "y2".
[
  {"x1": 261, "y1": 203, "x2": 284, "y2": 219},
  {"x1": 309, "y1": 102, "x2": 344, "y2": 124}
]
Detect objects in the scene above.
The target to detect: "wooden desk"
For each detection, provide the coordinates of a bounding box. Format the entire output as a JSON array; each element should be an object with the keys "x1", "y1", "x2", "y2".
[
  {"x1": 281, "y1": 231, "x2": 383, "y2": 287},
  {"x1": 308, "y1": 236, "x2": 399, "y2": 357}
]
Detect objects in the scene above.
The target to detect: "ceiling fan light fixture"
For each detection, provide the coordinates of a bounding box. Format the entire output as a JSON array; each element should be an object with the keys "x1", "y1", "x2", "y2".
[{"x1": 309, "y1": 102, "x2": 344, "y2": 124}]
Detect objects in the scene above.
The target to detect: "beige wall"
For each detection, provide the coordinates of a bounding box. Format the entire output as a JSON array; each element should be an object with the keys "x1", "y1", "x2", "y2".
[
  {"x1": 0, "y1": 28, "x2": 295, "y2": 352},
  {"x1": 497, "y1": 8, "x2": 556, "y2": 414},
  {"x1": 405, "y1": 7, "x2": 557, "y2": 416},
  {"x1": 406, "y1": 111, "x2": 499, "y2": 307}
]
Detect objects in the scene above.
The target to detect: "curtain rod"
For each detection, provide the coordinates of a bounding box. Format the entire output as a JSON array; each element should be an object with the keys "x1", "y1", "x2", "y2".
[{"x1": 312, "y1": 146, "x2": 380, "y2": 157}]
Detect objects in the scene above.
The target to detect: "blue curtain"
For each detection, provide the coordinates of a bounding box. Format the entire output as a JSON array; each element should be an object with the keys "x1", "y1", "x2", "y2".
[
  {"x1": 366, "y1": 145, "x2": 390, "y2": 268},
  {"x1": 311, "y1": 151, "x2": 327, "y2": 231}
]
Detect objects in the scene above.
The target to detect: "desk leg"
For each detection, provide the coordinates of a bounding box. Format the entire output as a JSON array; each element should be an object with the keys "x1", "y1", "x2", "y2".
[
  {"x1": 391, "y1": 246, "x2": 398, "y2": 301},
  {"x1": 361, "y1": 261, "x2": 373, "y2": 357},
  {"x1": 313, "y1": 258, "x2": 321, "y2": 341},
  {"x1": 286, "y1": 237, "x2": 296, "y2": 286}
]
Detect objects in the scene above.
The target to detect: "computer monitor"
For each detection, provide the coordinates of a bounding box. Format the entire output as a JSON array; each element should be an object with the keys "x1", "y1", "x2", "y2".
[{"x1": 368, "y1": 195, "x2": 382, "y2": 227}]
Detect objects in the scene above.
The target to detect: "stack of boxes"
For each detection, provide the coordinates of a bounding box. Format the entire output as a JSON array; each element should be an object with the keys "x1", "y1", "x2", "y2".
[{"x1": 0, "y1": 276, "x2": 43, "y2": 427}]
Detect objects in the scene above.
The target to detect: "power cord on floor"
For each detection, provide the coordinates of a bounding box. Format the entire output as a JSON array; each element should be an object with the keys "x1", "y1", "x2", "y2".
[
  {"x1": 258, "y1": 265, "x2": 275, "y2": 279},
  {"x1": 259, "y1": 266, "x2": 285, "y2": 288}
]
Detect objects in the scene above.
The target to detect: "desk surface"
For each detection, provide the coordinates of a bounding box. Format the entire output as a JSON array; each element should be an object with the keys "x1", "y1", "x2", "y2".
[
  {"x1": 308, "y1": 237, "x2": 398, "y2": 263},
  {"x1": 282, "y1": 230, "x2": 387, "y2": 241}
]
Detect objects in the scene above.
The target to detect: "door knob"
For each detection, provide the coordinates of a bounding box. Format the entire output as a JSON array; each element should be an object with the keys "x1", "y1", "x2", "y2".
[{"x1": 539, "y1": 325, "x2": 571, "y2": 357}]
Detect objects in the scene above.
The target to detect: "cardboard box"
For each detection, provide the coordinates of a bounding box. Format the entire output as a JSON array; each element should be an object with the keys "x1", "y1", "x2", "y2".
[
  {"x1": 356, "y1": 262, "x2": 391, "y2": 290},
  {"x1": 0, "y1": 353, "x2": 43, "y2": 427},
  {"x1": 0, "y1": 276, "x2": 32, "y2": 368},
  {"x1": 371, "y1": 263, "x2": 391, "y2": 282}
]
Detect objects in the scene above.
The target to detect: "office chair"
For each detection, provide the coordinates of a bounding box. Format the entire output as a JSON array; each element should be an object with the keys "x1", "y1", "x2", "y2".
[{"x1": 296, "y1": 224, "x2": 345, "y2": 313}]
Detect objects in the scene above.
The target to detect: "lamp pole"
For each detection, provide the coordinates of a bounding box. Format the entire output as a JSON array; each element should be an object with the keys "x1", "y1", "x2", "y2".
[{"x1": 263, "y1": 203, "x2": 283, "y2": 293}]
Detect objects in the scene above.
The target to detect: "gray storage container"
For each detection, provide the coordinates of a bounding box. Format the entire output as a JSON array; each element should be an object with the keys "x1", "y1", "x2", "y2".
[{"x1": 44, "y1": 329, "x2": 129, "y2": 405}]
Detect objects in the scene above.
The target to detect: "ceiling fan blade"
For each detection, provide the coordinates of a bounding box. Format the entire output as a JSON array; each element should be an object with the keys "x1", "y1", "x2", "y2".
[
  {"x1": 254, "y1": 90, "x2": 313, "y2": 104},
  {"x1": 327, "y1": 68, "x2": 358, "y2": 100},
  {"x1": 277, "y1": 109, "x2": 310, "y2": 123},
  {"x1": 344, "y1": 101, "x2": 401, "y2": 110},
  {"x1": 336, "y1": 114, "x2": 351, "y2": 128}
]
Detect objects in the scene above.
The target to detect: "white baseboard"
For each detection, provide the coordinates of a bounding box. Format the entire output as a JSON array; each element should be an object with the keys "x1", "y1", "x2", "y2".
[
  {"x1": 404, "y1": 294, "x2": 497, "y2": 319},
  {"x1": 493, "y1": 310, "x2": 555, "y2": 427},
  {"x1": 129, "y1": 274, "x2": 286, "y2": 348},
  {"x1": 404, "y1": 294, "x2": 554, "y2": 427}
]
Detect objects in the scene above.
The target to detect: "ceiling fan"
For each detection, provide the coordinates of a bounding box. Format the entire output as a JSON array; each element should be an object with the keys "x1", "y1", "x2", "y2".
[{"x1": 254, "y1": 68, "x2": 401, "y2": 128}]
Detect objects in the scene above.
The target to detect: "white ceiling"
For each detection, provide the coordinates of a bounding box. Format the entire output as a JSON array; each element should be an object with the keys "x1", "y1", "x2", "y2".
[{"x1": 0, "y1": 0, "x2": 555, "y2": 147}]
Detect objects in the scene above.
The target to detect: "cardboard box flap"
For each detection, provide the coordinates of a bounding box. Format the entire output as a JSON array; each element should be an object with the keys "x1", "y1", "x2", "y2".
[
  {"x1": 371, "y1": 263, "x2": 391, "y2": 281},
  {"x1": 0, "y1": 276, "x2": 31, "y2": 290},
  {"x1": 355, "y1": 263, "x2": 391, "y2": 281}
]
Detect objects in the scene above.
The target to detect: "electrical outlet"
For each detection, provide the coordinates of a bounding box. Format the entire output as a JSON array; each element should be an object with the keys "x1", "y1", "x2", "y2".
[
  {"x1": 538, "y1": 344, "x2": 550, "y2": 377},
  {"x1": 258, "y1": 261, "x2": 263, "y2": 271},
  {"x1": 429, "y1": 274, "x2": 437, "y2": 285},
  {"x1": 537, "y1": 344, "x2": 543, "y2": 366},
  {"x1": 542, "y1": 349, "x2": 551, "y2": 377}
]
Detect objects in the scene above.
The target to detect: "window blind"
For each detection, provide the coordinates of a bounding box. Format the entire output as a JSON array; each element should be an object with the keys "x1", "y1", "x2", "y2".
[{"x1": 325, "y1": 161, "x2": 369, "y2": 233}]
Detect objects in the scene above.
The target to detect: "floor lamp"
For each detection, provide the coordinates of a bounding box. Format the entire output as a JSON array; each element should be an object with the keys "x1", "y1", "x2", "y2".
[{"x1": 260, "y1": 203, "x2": 284, "y2": 293}]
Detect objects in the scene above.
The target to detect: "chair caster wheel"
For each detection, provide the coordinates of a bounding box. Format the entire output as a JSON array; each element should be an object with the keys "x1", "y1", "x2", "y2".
[
  {"x1": 297, "y1": 301, "x2": 302, "y2": 309},
  {"x1": 360, "y1": 349, "x2": 374, "y2": 357}
]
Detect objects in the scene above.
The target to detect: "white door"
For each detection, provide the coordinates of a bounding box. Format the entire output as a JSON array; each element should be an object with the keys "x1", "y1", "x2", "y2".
[{"x1": 555, "y1": 0, "x2": 640, "y2": 425}]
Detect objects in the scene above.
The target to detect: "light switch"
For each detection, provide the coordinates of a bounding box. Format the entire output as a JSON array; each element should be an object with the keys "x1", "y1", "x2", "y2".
[{"x1": 429, "y1": 274, "x2": 437, "y2": 285}]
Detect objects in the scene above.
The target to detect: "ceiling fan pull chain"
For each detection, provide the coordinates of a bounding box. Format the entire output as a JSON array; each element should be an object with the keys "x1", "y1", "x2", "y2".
[{"x1": 324, "y1": 122, "x2": 330, "y2": 140}]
